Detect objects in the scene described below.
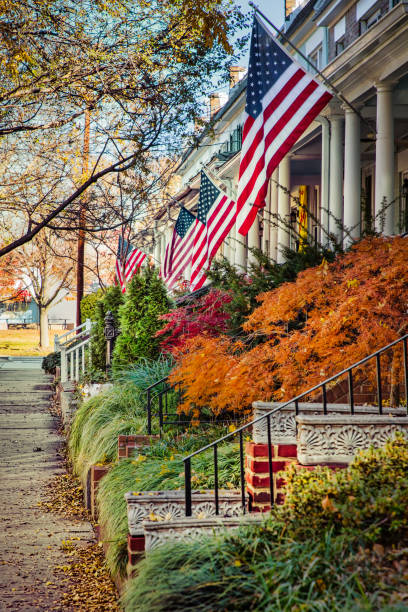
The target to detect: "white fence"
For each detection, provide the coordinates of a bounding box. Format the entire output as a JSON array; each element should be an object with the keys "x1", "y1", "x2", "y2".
[{"x1": 54, "y1": 319, "x2": 93, "y2": 384}]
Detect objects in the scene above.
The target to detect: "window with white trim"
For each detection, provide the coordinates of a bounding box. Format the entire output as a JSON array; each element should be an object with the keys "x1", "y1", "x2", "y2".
[
  {"x1": 308, "y1": 45, "x2": 323, "y2": 71},
  {"x1": 359, "y1": 7, "x2": 382, "y2": 34}
]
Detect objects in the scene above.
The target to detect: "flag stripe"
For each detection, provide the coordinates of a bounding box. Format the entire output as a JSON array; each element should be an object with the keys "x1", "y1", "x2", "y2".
[
  {"x1": 238, "y1": 67, "x2": 304, "y2": 183},
  {"x1": 164, "y1": 221, "x2": 196, "y2": 290},
  {"x1": 190, "y1": 174, "x2": 237, "y2": 291},
  {"x1": 238, "y1": 76, "x2": 319, "y2": 216},
  {"x1": 236, "y1": 16, "x2": 332, "y2": 236}
]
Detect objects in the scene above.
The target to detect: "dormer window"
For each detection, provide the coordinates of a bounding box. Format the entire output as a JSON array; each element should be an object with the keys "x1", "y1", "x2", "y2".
[{"x1": 359, "y1": 8, "x2": 382, "y2": 34}]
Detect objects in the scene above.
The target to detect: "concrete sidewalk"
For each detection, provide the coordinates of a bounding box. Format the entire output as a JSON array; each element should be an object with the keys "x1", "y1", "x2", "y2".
[{"x1": 0, "y1": 357, "x2": 93, "y2": 611}]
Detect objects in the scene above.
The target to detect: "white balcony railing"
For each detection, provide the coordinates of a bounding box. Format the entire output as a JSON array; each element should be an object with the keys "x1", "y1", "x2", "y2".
[{"x1": 54, "y1": 319, "x2": 93, "y2": 384}]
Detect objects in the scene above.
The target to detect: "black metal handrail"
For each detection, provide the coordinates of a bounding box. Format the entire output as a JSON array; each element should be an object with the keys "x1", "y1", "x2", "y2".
[
  {"x1": 145, "y1": 376, "x2": 172, "y2": 435},
  {"x1": 183, "y1": 334, "x2": 408, "y2": 517},
  {"x1": 145, "y1": 376, "x2": 243, "y2": 435}
]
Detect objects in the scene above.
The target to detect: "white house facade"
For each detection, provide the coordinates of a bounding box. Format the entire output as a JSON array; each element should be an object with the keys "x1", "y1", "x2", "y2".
[{"x1": 153, "y1": 0, "x2": 408, "y2": 278}]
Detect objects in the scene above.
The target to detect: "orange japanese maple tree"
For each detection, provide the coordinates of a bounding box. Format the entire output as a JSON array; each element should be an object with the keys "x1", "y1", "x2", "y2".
[{"x1": 170, "y1": 236, "x2": 408, "y2": 417}]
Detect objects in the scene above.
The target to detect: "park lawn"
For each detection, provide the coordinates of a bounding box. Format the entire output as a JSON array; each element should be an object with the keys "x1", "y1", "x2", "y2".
[{"x1": 0, "y1": 328, "x2": 62, "y2": 356}]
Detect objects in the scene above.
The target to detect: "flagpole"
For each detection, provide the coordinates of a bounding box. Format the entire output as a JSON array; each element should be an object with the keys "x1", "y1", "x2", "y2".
[{"x1": 248, "y1": 1, "x2": 375, "y2": 133}]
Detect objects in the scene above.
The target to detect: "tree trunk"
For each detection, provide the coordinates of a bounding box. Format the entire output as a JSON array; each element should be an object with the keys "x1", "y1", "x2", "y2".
[
  {"x1": 76, "y1": 108, "x2": 90, "y2": 328},
  {"x1": 39, "y1": 306, "x2": 50, "y2": 348}
]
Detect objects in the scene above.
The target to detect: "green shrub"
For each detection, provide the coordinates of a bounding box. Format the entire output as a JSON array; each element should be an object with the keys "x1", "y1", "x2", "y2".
[
  {"x1": 80, "y1": 289, "x2": 103, "y2": 322},
  {"x1": 112, "y1": 267, "x2": 171, "y2": 370},
  {"x1": 42, "y1": 351, "x2": 60, "y2": 374},
  {"x1": 90, "y1": 285, "x2": 124, "y2": 372},
  {"x1": 280, "y1": 433, "x2": 408, "y2": 544},
  {"x1": 122, "y1": 436, "x2": 408, "y2": 611}
]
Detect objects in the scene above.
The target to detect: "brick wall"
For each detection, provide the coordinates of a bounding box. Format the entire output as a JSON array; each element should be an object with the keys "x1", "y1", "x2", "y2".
[
  {"x1": 328, "y1": 0, "x2": 390, "y2": 62},
  {"x1": 245, "y1": 442, "x2": 298, "y2": 512},
  {"x1": 90, "y1": 465, "x2": 110, "y2": 518},
  {"x1": 245, "y1": 442, "x2": 349, "y2": 512},
  {"x1": 117, "y1": 434, "x2": 159, "y2": 460}
]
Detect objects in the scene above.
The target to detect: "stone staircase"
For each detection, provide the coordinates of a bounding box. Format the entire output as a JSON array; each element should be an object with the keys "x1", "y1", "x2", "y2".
[
  {"x1": 122, "y1": 334, "x2": 408, "y2": 564},
  {"x1": 247, "y1": 401, "x2": 408, "y2": 511}
]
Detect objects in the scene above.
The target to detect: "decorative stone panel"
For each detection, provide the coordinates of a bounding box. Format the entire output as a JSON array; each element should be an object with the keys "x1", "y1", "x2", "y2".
[
  {"x1": 252, "y1": 401, "x2": 406, "y2": 445},
  {"x1": 296, "y1": 415, "x2": 408, "y2": 465},
  {"x1": 125, "y1": 490, "x2": 244, "y2": 536},
  {"x1": 143, "y1": 516, "x2": 261, "y2": 551}
]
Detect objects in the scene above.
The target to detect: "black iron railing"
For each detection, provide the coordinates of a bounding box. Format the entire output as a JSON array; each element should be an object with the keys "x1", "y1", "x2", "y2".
[
  {"x1": 145, "y1": 376, "x2": 183, "y2": 435},
  {"x1": 183, "y1": 334, "x2": 408, "y2": 517},
  {"x1": 145, "y1": 376, "x2": 243, "y2": 436}
]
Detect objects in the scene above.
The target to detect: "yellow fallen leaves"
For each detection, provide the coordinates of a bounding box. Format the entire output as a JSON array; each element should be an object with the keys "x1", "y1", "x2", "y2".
[
  {"x1": 39, "y1": 473, "x2": 90, "y2": 521},
  {"x1": 54, "y1": 541, "x2": 119, "y2": 610}
]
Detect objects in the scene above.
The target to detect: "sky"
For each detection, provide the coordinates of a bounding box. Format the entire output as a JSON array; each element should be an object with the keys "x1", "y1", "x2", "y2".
[
  {"x1": 210, "y1": 0, "x2": 285, "y2": 96},
  {"x1": 239, "y1": 0, "x2": 285, "y2": 33}
]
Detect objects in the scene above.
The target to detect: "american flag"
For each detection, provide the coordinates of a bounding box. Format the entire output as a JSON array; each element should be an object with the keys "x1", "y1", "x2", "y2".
[
  {"x1": 190, "y1": 171, "x2": 236, "y2": 291},
  {"x1": 236, "y1": 16, "x2": 332, "y2": 235},
  {"x1": 115, "y1": 236, "x2": 146, "y2": 293},
  {"x1": 164, "y1": 207, "x2": 196, "y2": 290}
]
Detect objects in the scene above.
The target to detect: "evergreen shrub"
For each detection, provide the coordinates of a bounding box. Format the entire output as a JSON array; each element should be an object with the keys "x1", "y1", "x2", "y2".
[
  {"x1": 80, "y1": 288, "x2": 104, "y2": 322},
  {"x1": 112, "y1": 267, "x2": 171, "y2": 370},
  {"x1": 42, "y1": 351, "x2": 60, "y2": 374},
  {"x1": 90, "y1": 285, "x2": 124, "y2": 372}
]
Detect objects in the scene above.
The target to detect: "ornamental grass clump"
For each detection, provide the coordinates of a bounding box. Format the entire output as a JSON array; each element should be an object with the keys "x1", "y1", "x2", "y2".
[
  {"x1": 69, "y1": 382, "x2": 147, "y2": 488},
  {"x1": 97, "y1": 434, "x2": 240, "y2": 578},
  {"x1": 114, "y1": 356, "x2": 174, "y2": 390},
  {"x1": 122, "y1": 436, "x2": 408, "y2": 611}
]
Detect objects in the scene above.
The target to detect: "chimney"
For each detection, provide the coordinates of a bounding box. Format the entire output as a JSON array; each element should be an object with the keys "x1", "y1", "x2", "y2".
[
  {"x1": 285, "y1": 0, "x2": 299, "y2": 19},
  {"x1": 209, "y1": 92, "x2": 228, "y2": 118},
  {"x1": 229, "y1": 66, "x2": 246, "y2": 89}
]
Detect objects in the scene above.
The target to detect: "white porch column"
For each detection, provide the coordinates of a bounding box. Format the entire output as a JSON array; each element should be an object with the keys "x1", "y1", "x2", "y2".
[
  {"x1": 270, "y1": 168, "x2": 279, "y2": 261},
  {"x1": 343, "y1": 108, "x2": 361, "y2": 246},
  {"x1": 234, "y1": 223, "x2": 246, "y2": 271},
  {"x1": 317, "y1": 117, "x2": 330, "y2": 245},
  {"x1": 247, "y1": 215, "x2": 260, "y2": 268},
  {"x1": 261, "y1": 181, "x2": 272, "y2": 256},
  {"x1": 329, "y1": 114, "x2": 344, "y2": 243},
  {"x1": 222, "y1": 178, "x2": 234, "y2": 264},
  {"x1": 375, "y1": 83, "x2": 395, "y2": 234},
  {"x1": 161, "y1": 227, "x2": 171, "y2": 271},
  {"x1": 277, "y1": 156, "x2": 290, "y2": 264}
]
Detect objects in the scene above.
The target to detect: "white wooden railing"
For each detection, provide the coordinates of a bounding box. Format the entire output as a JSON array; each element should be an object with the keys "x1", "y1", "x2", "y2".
[{"x1": 54, "y1": 319, "x2": 93, "y2": 384}]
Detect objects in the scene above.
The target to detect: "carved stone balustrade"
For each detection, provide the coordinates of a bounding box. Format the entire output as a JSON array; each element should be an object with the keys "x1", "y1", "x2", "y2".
[
  {"x1": 125, "y1": 490, "x2": 244, "y2": 537},
  {"x1": 143, "y1": 515, "x2": 261, "y2": 551},
  {"x1": 252, "y1": 401, "x2": 407, "y2": 445},
  {"x1": 296, "y1": 414, "x2": 408, "y2": 465}
]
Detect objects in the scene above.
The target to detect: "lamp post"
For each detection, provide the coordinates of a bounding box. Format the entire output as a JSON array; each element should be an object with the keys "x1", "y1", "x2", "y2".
[{"x1": 104, "y1": 311, "x2": 120, "y2": 371}]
